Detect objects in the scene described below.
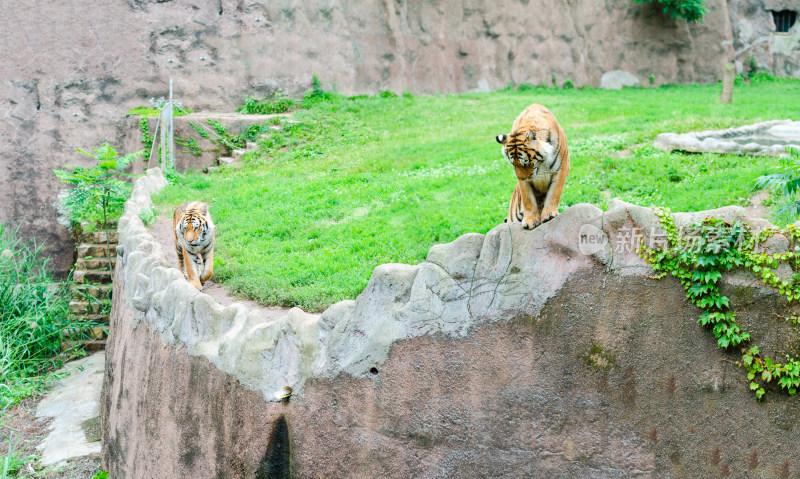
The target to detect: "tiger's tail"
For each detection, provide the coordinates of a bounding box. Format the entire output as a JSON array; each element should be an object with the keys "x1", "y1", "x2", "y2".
[{"x1": 505, "y1": 185, "x2": 524, "y2": 223}]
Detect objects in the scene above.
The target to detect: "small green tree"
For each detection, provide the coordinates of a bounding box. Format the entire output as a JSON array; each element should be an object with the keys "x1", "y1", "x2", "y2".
[
  {"x1": 634, "y1": 0, "x2": 706, "y2": 23},
  {"x1": 54, "y1": 144, "x2": 143, "y2": 271}
]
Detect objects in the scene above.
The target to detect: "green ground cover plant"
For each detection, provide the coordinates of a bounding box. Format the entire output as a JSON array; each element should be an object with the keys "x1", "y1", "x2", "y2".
[
  {"x1": 155, "y1": 77, "x2": 800, "y2": 311},
  {"x1": 237, "y1": 75, "x2": 332, "y2": 115}
]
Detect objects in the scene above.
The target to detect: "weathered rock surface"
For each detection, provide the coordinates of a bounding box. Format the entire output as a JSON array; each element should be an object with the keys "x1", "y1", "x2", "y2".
[
  {"x1": 2, "y1": 0, "x2": 774, "y2": 273},
  {"x1": 728, "y1": 0, "x2": 800, "y2": 77},
  {"x1": 655, "y1": 119, "x2": 800, "y2": 156},
  {"x1": 37, "y1": 352, "x2": 104, "y2": 466},
  {"x1": 104, "y1": 169, "x2": 800, "y2": 478}
]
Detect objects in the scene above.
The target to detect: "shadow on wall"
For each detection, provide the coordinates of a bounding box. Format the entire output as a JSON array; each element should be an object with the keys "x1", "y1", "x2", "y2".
[{"x1": 256, "y1": 415, "x2": 290, "y2": 479}]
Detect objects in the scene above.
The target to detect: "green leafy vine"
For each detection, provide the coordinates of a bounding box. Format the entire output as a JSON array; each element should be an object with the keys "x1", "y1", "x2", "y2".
[
  {"x1": 175, "y1": 136, "x2": 203, "y2": 157},
  {"x1": 140, "y1": 117, "x2": 153, "y2": 152},
  {"x1": 641, "y1": 208, "x2": 800, "y2": 399},
  {"x1": 189, "y1": 121, "x2": 210, "y2": 140}
]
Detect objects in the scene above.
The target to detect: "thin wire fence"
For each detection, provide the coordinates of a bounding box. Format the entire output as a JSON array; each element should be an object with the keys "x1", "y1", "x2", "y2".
[
  {"x1": 146, "y1": 78, "x2": 179, "y2": 175},
  {"x1": 145, "y1": 79, "x2": 241, "y2": 173}
]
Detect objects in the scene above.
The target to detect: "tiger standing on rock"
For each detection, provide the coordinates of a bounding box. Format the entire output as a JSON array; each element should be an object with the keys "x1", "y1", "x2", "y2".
[
  {"x1": 173, "y1": 201, "x2": 215, "y2": 290},
  {"x1": 496, "y1": 103, "x2": 570, "y2": 229}
]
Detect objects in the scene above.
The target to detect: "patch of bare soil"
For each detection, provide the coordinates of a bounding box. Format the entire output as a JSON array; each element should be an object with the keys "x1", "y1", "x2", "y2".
[
  {"x1": 149, "y1": 214, "x2": 291, "y2": 321},
  {"x1": 745, "y1": 190, "x2": 769, "y2": 219},
  {"x1": 44, "y1": 456, "x2": 101, "y2": 479},
  {"x1": 1, "y1": 397, "x2": 100, "y2": 478},
  {"x1": 1, "y1": 396, "x2": 47, "y2": 472}
]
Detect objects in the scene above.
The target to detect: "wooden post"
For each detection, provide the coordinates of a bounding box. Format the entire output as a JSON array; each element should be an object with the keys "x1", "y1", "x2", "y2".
[{"x1": 720, "y1": 63, "x2": 735, "y2": 104}]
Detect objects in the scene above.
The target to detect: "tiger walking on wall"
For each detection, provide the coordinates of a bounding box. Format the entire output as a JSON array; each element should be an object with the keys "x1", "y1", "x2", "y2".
[
  {"x1": 496, "y1": 103, "x2": 570, "y2": 229},
  {"x1": 173, "y1": 201, "x2": 215, "y2": 290}
]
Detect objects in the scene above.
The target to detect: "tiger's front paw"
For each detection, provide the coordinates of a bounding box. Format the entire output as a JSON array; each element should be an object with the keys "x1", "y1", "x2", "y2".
[
  {"x1": 522, "y1": 215, "x2": 542, "y2": 230},
  {"x1": 190, "y1": 280, "x2": 202, "y2": 290},
  {"x1": 542, "y1": 210, "x2": 559, "y2": 223}
]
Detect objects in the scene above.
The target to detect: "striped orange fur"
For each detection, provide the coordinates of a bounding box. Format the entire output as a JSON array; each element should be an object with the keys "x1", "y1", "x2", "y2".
[
  {"x1": 496, "y1": 103, "x2": 570, "y2": 229},
  {"x1": 173, "y1": 201, "x2": 215, "y2": 290}
]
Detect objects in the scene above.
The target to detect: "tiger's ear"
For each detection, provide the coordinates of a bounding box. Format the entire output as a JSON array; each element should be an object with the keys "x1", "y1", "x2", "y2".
[
  {"x1": 200, "y1": 203, "x2": 210, "y2": 216},
  {"x1": 495, "y1": 134, "x2": 507, "y2": 145},
  {"x1": 526, "y1": 131, "x2": 536, "y2": 141}
]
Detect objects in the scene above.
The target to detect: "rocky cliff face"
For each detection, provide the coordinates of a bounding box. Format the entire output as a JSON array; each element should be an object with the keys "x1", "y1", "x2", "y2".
[
  {"x1": 729, "y1": 0, "x2": 800, "y2": 76},
  {"x1": 1, "y1": 0, "x2": 748, "y2": 273},
  {"x1": 103, "y1": 169, "x2": 800, "y2": 478}
]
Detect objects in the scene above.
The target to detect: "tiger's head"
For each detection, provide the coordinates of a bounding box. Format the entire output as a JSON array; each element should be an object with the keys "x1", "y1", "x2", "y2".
[
  {"x1": 496, "y1": 130, "x2": 554, "y2": 180},
  {"x1": 178, "y1": 204, "x2": 212, "y2": 248}
]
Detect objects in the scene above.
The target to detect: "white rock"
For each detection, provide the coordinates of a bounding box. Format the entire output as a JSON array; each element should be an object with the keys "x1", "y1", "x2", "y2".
[{"x1": 600, "y1": 70, "x2": 640, "y2": 90}]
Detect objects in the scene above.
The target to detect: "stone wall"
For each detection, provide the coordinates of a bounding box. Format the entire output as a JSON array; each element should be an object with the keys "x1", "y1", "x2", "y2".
[
  {"x1": 103, "y1": 169, "x2": 800, "y2": 478},
  {"x1": 729, "y1": 0, "x2": 800, "y2": 76},
  {"x1": 4, "y1": 0, "x2": 786, "y2": 273}
]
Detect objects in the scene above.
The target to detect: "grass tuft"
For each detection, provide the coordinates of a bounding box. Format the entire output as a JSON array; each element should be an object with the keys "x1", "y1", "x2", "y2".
[{"x1": 0, "y1": 225, "x2": 81, "y2": 410}]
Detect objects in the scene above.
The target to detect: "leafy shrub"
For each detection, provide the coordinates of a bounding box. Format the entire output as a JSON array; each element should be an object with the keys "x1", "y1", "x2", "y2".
[
  {"x1": 302, "y1": 74, "x2": 334, "y2": 105},
  {"x1": 634, "y1": 0, "x2": 706, "y2": 22},
  {"x1": 563, "y1": 79, "x2": 575, "y2": 89},
  {"x1": 747, "y1": 55, "x2": 758, "y2": 78},
  {"x1": 238, "y1": 91, "x2": 296, "y2": 115},
  {"x1": 750, "y1": 71, "x2": 779, "y2": 84},
  {"x1": 54, "y1": 144, "x2": 142, "y2": 230}
]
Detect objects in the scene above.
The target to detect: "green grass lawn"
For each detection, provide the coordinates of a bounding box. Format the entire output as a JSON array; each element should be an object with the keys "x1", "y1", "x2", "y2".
[{"x1": 155, "y1": 77, "x2": 800, "y2": 311}]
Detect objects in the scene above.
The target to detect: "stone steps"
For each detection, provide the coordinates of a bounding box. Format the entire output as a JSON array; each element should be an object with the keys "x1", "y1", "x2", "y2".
[
  {"x1": 68, "y1": 223, "x2": 119, "y2": 351},
  {"x1": 77, "y1": 244, "x2": 116, "y2": 259},
  {"x1": 62, "y1": 325, "x2": 105, "y2": 340},
  {"x1": 79, "y1": 231, "x2": 119, "y2": 244},
  {"x1": 201, "y1": 122, "x2": 304, "y2": 174},
  {"x1": 72, "y1": 283, "x2": 112, "y2": 300},
  {"x1": 75, "y1": 257, "x2": 116, "y2": 270},
  {"x1": 204, "y1": 133, "x2": 273, "y2": 173},
  {"x1": 73, "y1": 269, "x2": 113, "y2": 284},
  {"x1": 218, "y1": 156, "x2": 239, "y2": 166},
  {"x1": 61, "y1": 339, "x2": 106, "y2": 352},
  {"x1": 69, "y1": 300, "x2": 111, "y2": 315}
]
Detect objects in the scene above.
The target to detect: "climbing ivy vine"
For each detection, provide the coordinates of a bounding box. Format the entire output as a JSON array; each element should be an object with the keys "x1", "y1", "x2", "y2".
[
  {"x1": 140, "y1": 116, "x2": 153, "y2": 152},
  {"x1": 641, "y1": 208, "x2": 800, "y2": 399}
]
